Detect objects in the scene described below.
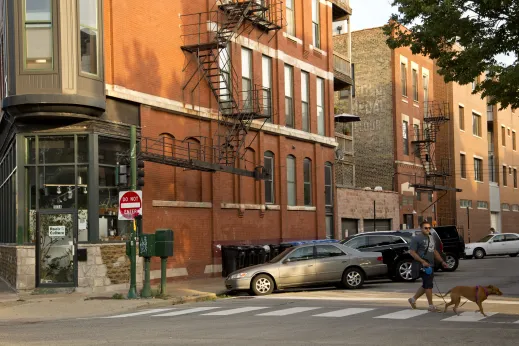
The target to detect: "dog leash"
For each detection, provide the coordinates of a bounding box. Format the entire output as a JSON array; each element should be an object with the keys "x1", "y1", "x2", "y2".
[{"x1": 432, "y1": 275, "x2": 470, "y2": 308}]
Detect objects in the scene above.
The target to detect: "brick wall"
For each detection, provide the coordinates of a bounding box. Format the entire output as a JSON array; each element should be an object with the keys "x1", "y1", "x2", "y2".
[
  {"x1": 337, "y1": 188, "x2": 400, "y2": 238},
  {"x1": 334, "y1": 28, "x2": 395, "y2": 190},
  {"x1": 0, "y1": 245, "x2": 17, "y2": 288},
  {"x1": 456, "y1": 205, "x2": 491, "y2": 244}
]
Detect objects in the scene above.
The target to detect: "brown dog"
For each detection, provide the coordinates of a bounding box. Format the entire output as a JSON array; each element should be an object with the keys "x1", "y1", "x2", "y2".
[{"x1": 441, "y1": 285, "x2": 503, "y2": 316}]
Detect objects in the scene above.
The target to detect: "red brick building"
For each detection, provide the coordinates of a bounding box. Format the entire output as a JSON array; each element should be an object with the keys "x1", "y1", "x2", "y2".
[{"x1": 0, "y1": 0, "x2": 352, "y2": 290}]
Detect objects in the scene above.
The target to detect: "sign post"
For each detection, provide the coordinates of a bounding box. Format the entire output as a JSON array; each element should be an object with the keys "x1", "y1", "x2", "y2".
[{"x1": 126, "y1": 125, "x2": 139, "y2": 299}]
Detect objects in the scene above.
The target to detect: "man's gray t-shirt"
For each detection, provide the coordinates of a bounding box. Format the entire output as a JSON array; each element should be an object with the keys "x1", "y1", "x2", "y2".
[{"x1": 410, "y1": 232, "x2": 435, "y2": 277}]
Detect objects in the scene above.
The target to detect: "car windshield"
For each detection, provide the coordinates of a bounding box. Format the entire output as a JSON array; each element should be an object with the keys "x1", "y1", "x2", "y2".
[
  {"x1": 269, "y1": 248, "x2": 293, "y2": 263},
  {"x1": 477, "y1": 235, "x2": 493, "y2": 243}
]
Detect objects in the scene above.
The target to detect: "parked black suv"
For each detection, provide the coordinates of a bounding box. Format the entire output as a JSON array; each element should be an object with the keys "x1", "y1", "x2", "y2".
[
  {"x1": 432, "y1": 225, "x2": 464, "y2": 272},
  {"x1": 341, "y1": 230, "x2": 447, "y2": 282}
]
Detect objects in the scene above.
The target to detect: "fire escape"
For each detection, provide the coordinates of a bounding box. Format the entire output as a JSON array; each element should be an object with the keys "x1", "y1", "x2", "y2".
[
  {"x1": 411, "y1": 101, "x2": 457, "y2": 192},
  {"x1": 137, "y1": 1, "x2": 283, "y2": 179}
]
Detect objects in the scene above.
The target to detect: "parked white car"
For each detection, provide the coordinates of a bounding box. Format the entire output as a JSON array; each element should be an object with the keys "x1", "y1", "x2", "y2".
[{"x1": 465, "y1": 233, "x2": 519, "y2": 259}]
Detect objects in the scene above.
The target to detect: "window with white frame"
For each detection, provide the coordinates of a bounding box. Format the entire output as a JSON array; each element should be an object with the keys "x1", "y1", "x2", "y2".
[
  {"x1": 460, "y1": 153, "x2": 467, "y2": 178},
  {"x1": 401, "y1": 62, "x2": 407, "y2": 97},
  {"x1": 477, "y1": 201, "x2": 488, "y2": 209},
  {"x1": 412, "y1": 68, "x2": 418, "y2": 101},
  {"x1": 474, "y1": 157, "x2": 483, "y2": 182},
  {"x1": 459, "y1": 106, "x2": 465, "y2": 131},
  {"x1": 24, "y1": 0, "x2": 53, "y2": 70},
  {"x1": 324, "y1": 162, "x2": 333, "y2": 206},
  {"x1": 473, "y1": 112, "x2": 482, "y2": 136},
  {"x1": 262, "y1": 55, "x2": 272, "y2": 121},
  {"x1": 502, "y1": 203, "x2": 510, "y2": 211},
  {"x1": 301, "y1": 71, "x2": 310, "y2": 132},
  {"x1": 312, "y1": 0, "x2": 320, "y2": 48},
  {"x1": 79, "y1": 0, "x2": 99, "y2": 76},
  {"x1": 317, "y1": 77, "x2": 325, "y2": 136},
  {"x1": 512, "y1": 204, "x2": 519, "y2": 212},
  {"x1": 286, "y1": 0, "x2": 295, "y2": 36},
  {"x1": 241, "y1": 48, "x2": 253, "y2": 112},
  {"x1": 460, "y1": 199, "x2": 472, "y2": 208},
  {"x1": 264, "y1": 151, "x2": 275, "y2": 204},
  {"x1": 285, "y1": 64, "x2": 294, "y2": 127},
  {"x1": 303, "y1": 158, "x2": 312, "y2": 206},
  {"x1": 287, "y1": 155, "x2": 296, "y2": 206},
  {"x1": 423, "y1": 73, "x2": 429, "y2": 115}
]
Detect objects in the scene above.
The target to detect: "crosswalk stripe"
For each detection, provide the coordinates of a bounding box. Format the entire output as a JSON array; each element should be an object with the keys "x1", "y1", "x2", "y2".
[
  {"x1": 442, "y1": 311, "x2": 497, "y2": 322},
  {"x1": 101, "y1": 308, "x2": 175, "y2": 319},
  {"x1": 374, "y1": 309, "x2": 429, "y2": 320},
  {"x1": 313, "y1": 308, "x2": 375, "y2": 318},
  {"x1": 152, "y1": 307, "x2": 221, "y2": 317},
  {"x1": 256, "y1": 307, "x2": 320, "y2": 316},
  {"x1": 201, "y1": 306, "x2": 268, "y2": 316}
]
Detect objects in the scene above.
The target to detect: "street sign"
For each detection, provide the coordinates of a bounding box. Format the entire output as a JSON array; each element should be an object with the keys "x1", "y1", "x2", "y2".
[{"x1": 118, "y1": 190, "x2": 143, "y2": 220}]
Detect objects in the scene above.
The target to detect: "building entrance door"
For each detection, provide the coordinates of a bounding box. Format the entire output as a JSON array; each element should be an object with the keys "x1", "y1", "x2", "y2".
[
  {"x1": 491, "y1": 212, "x2": 500, "y2": 233},
  {"x1": 36, "y1": 211, "x2": 77, "y2": 287},
  {"x1": 341, "y1": 218, "x2": 359, "y2": 239}
]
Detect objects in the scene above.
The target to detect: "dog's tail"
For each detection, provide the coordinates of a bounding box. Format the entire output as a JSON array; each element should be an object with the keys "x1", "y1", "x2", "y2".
[{"x1": 434, "y1": 289, "x2": 451, "y2": 299}]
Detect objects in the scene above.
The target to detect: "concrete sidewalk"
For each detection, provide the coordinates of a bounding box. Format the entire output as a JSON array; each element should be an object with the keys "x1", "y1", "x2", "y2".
[{"x1": 0, "y1": 277, "x2": 227, "y2": 322}]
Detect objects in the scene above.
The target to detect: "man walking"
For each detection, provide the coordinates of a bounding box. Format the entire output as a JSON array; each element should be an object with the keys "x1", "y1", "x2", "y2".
[{"x1": 408, "y1": 221, "x2": 448, "y2": 312}]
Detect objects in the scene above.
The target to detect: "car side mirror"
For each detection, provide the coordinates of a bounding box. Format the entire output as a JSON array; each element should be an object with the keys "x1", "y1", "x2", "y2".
[{"x1": 282, "y1": 258, "x2": 291, "y2": 264}]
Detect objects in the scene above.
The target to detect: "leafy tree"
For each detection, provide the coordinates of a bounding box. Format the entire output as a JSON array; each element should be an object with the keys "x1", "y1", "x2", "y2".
[{"x1": 384, "y1": 0, "x2": 519, "y2": 109}]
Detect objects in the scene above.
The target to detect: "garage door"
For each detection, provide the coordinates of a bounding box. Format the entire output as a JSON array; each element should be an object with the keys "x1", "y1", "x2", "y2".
[{"x1": 364, "y1": 219, "x2": 392, "y2": 232}]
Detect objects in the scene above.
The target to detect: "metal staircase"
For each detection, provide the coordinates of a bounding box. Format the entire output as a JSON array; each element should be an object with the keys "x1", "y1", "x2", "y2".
[
  {"x1": 180, "y1": 0, "x2": 283, "y2": 166},
  {"x1": 411, "y1": 101, "x2": 451, "y2": 190}
]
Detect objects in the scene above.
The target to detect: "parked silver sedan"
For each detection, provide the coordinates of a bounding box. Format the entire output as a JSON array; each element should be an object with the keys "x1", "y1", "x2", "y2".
[{"x1": 225, "y1": 243, "x2": 387, "y2": 295}]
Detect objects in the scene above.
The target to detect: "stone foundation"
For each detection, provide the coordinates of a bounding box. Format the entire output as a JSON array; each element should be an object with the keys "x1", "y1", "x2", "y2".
[{"x1": 0, "y1": 243, "x2": 143, "y2": 293}]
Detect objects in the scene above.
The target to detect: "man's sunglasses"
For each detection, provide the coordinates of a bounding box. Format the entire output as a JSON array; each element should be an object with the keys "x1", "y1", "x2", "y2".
[{"x1": 423, "y1": 227, "x2": 431, "y2": 230}]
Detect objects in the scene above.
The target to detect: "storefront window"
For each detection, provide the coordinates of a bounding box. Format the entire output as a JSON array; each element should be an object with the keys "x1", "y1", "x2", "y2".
[
  {"x1": 26, "y1": 167, "x2": 37, "y2": 242},
  {"x1": 39, "y1": 136, "x2": 75, "y2": 164},
  {"x1": 98, "y1": 136, "x2": 130, "y2": 241},
  {"x1": 38, "y1": 165, "x2": 76, "y2": 209}
]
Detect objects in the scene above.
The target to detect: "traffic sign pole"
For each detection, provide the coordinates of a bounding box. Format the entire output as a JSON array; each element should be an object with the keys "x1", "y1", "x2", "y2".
[{"x1": 128, "y1": 125, "x2": 138, "y2": 299}]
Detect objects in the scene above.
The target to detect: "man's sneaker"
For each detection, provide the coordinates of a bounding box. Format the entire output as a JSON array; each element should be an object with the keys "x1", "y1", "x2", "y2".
[
  {"x1": 428, "y1": 305, "x2": 440, "y2": 313},
  {"x1": 408, "y1": 298, "x2": 416, "y2": 309}
]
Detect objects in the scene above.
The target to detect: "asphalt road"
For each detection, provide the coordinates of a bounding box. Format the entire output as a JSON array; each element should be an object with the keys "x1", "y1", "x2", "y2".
[{"x1": 1, "y1": 297, "x2": 518, "y2": 346}]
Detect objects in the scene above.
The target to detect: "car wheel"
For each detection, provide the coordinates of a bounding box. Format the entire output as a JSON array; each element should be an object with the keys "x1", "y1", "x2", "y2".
[
  {"x1": 510, "y1": 253, "x2": 518, "y2": 257},
  {"x1": 396, "y1": 260, "x2": 415, "y2": 282},
  {"x1": 443, "y1": 254, "x2": 459, "y2": 272},
  {"x1": 251, "y1": 274, "x2": 274, "y2": 296},
  {"x1": 342, "y1": 267, "x2": 365, "y2": 289},
  {"x1": 473, "y1": 248, "x2": 486, "y2": 259}
]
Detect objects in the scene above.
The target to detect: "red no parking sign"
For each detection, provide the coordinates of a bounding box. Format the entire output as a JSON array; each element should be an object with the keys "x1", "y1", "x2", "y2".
[{"x1": 118, "y1": 190, "x2": 143, "y2": 220}]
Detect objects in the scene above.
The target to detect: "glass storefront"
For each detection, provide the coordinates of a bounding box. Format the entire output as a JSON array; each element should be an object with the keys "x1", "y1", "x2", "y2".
[{"x1": 0, "y1": 141, "x2": 16, "y2": 243}]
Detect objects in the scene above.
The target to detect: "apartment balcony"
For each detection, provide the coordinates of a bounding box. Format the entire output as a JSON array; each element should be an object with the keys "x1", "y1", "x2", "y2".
[
  {"x1": 331, "y1": 0, "x2": 352, "y2": 21},
  {"x1": 333, "y1": 52, "x2": 353, "y2": 91}
]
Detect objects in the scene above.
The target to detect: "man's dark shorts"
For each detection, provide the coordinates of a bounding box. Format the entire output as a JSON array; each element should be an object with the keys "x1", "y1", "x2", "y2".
[{"x1": 420, "y1": 271, "x2": 434, "y2": 289}]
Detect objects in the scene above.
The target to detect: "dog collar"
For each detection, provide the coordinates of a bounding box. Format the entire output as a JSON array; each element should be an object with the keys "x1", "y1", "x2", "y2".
[{"x1": 476, "y1": 285, "x2": 489, "y2": 304}]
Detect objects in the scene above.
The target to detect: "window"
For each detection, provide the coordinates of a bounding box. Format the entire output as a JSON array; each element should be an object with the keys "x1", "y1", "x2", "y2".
[
  {"x1": 339, "y1": 89, "x2": 349, "y2": 99},
  {"x1": 459, "y1": 106, "x2": 465, "y2": 130},
  {"x1": 287, "y1": 155, "x2": 296, "y2": 206},
  {"x1": 472, "y1": 112, "x2": 481, "y2": 136},
  {"x1": 287, "y1": 246, "x2": 314, "y2": 262},
  {"x1": 401, "y1": 63, "x2": 407, "y2": 97},
  {"x1": 428, "y1": 192, "x2": 433, "y2": 202},
  {"x1": 303, "y1": 158, "x2": 312, "y2": 206},
  {"x1": 502, "y1": 203, "x2": 510, "y2": 211},
  {"x1": 286, "y1": 0, "x2": 295, "y2": 36},
  {"x1": 460, "y1": 153, "x2": 467, "y2": 178},
  {"x1": 474, "y1": 158, "x2": 483, "y2": 182},
  {"x1": 511, "y1": 206, "x2": 519, "y2": 213},
  {"x1": 423, "y1": 73, "x2": 429, "y2": 115},
  {"x1": 317, "y1": 77, "x2": 325, "y2": 135},
  {"x1": 416, "y1": 191, "x2": 421, "y2": 201},
  {"x1": 324, "y1": 162, "x2": 333, "y2": 206},
  {"x1": 513, "y1": 131, "x2": 517, "y2": 151},
  {"x1": 489, "y1": 155, "x2": 496, "y2": 182},
  {"x1": 403, "y1": 120, "x2": 409, "y2": 155},
  {"x1": 262, "y1": 55, "x2": 272, "y2": 121},
  {"x1": 505, "y1": 233, "x2": 519, "y2": 240},
  {"x1": 368, "y1": 236, "x2": 393, "y2": 247},
  {"x1": 301, "y1": 71, "x2": 310, "y2": 132},
  {"x1": 79, "y1": 0, "x2": 99, "y2": 75},
  {"x1": 413, "y1": 124, "x2": 420, "y2": 157},
  {"x1": 312, "y1": 0, "x2": 320, "y2": 48},
  {"x1": 241, "y1": 48, "x2": 253, "y2": 112},
  {"x1": 412, "y1": 68, "x2": 418, "y2": 101},
  {"x1": 264, "y1": 151, "x2": 275, "y2": 204},
  {"x1": 460, "y1": 199, "x2": 472, "y2": 208},
  {"x1": 219, "y1": 46, "x2": 232, "y2": 112},
  {"x1": 316, "y1": 245, "x2": 344, "y2": 258},
  {"x1": 344, "y1": 236, "x2": 369, "y2": 250},
  {"x1": 514, "y1": 168, "x2": 518, "y2": 188},
  {"x1": 503, "y1": 165, "x2": 508, "y2": 186},
  {"x1": 284, "y1": 65, "x2": 294, "y2": 128},
  {"x1": 325, "y1": 215, "x2": 334, "y2": 239},
  {"x1": 493, "y1": 235, "x2": 505, "y2": 242},
  {"x1": 502, "y1": 126, "x2": 506, "y2": 146},
  {"x1": 477, "y1": 201, "x2": 488, "y2": 209},
  {"x1": 24, "y1": 0, "x2": 53, "y2": 70}
]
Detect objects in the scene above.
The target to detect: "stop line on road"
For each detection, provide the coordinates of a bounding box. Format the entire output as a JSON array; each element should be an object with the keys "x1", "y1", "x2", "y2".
[{"x1": 94, "y1": 306, "x2": 519, "y2": 324}]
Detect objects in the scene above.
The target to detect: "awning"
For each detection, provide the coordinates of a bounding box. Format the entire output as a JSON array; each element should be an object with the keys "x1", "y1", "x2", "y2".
[{"x1": 334, "y1": 113, "x2": 361, "y2": 123}]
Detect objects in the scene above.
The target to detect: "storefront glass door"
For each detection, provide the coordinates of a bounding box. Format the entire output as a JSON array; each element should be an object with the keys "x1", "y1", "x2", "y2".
[{"x1": 37, "y1": 212, "x2": 77, "y2": 286}]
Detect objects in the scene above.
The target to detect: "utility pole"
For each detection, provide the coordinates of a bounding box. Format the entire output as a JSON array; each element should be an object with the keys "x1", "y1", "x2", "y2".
[
  {"x1": 128, "y1": 125, "x2": 138, "y2": 299},
  {"x1": 466, "y1": 206, "x2": 471, "y2": 243}
]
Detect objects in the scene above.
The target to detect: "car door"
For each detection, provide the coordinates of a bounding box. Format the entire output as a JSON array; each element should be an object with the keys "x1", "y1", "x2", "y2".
[
  {"x1": 278, "y1": 246, "x2": 316, "y2": 287},
  {"x1": 487, "y1": 234, "x2": 507, "y2": 255},
  {"x1": 314, "y1": 244, "x2": 349, "y2": 282},
  {"x1": 504, "y1": 234, "x2": 519, "y2": 254}
]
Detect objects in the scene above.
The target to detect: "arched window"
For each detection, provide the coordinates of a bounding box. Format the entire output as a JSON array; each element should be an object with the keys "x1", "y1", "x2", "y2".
[
  {"x1": 303, "y1": 158, "x2": 312, "y2": 206},
  {"x1": 264, "y1": 151, "x2": 275, "y2": 204},
  {"x1": 159, "y1": 133, "x2": 175, "y2": 157},
  {"x1": 185, "y1": 137, "x2": 201, "y2": 160},
  {"x1": 287, "y1": 155, "x2": 296, "y2": 206}
]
